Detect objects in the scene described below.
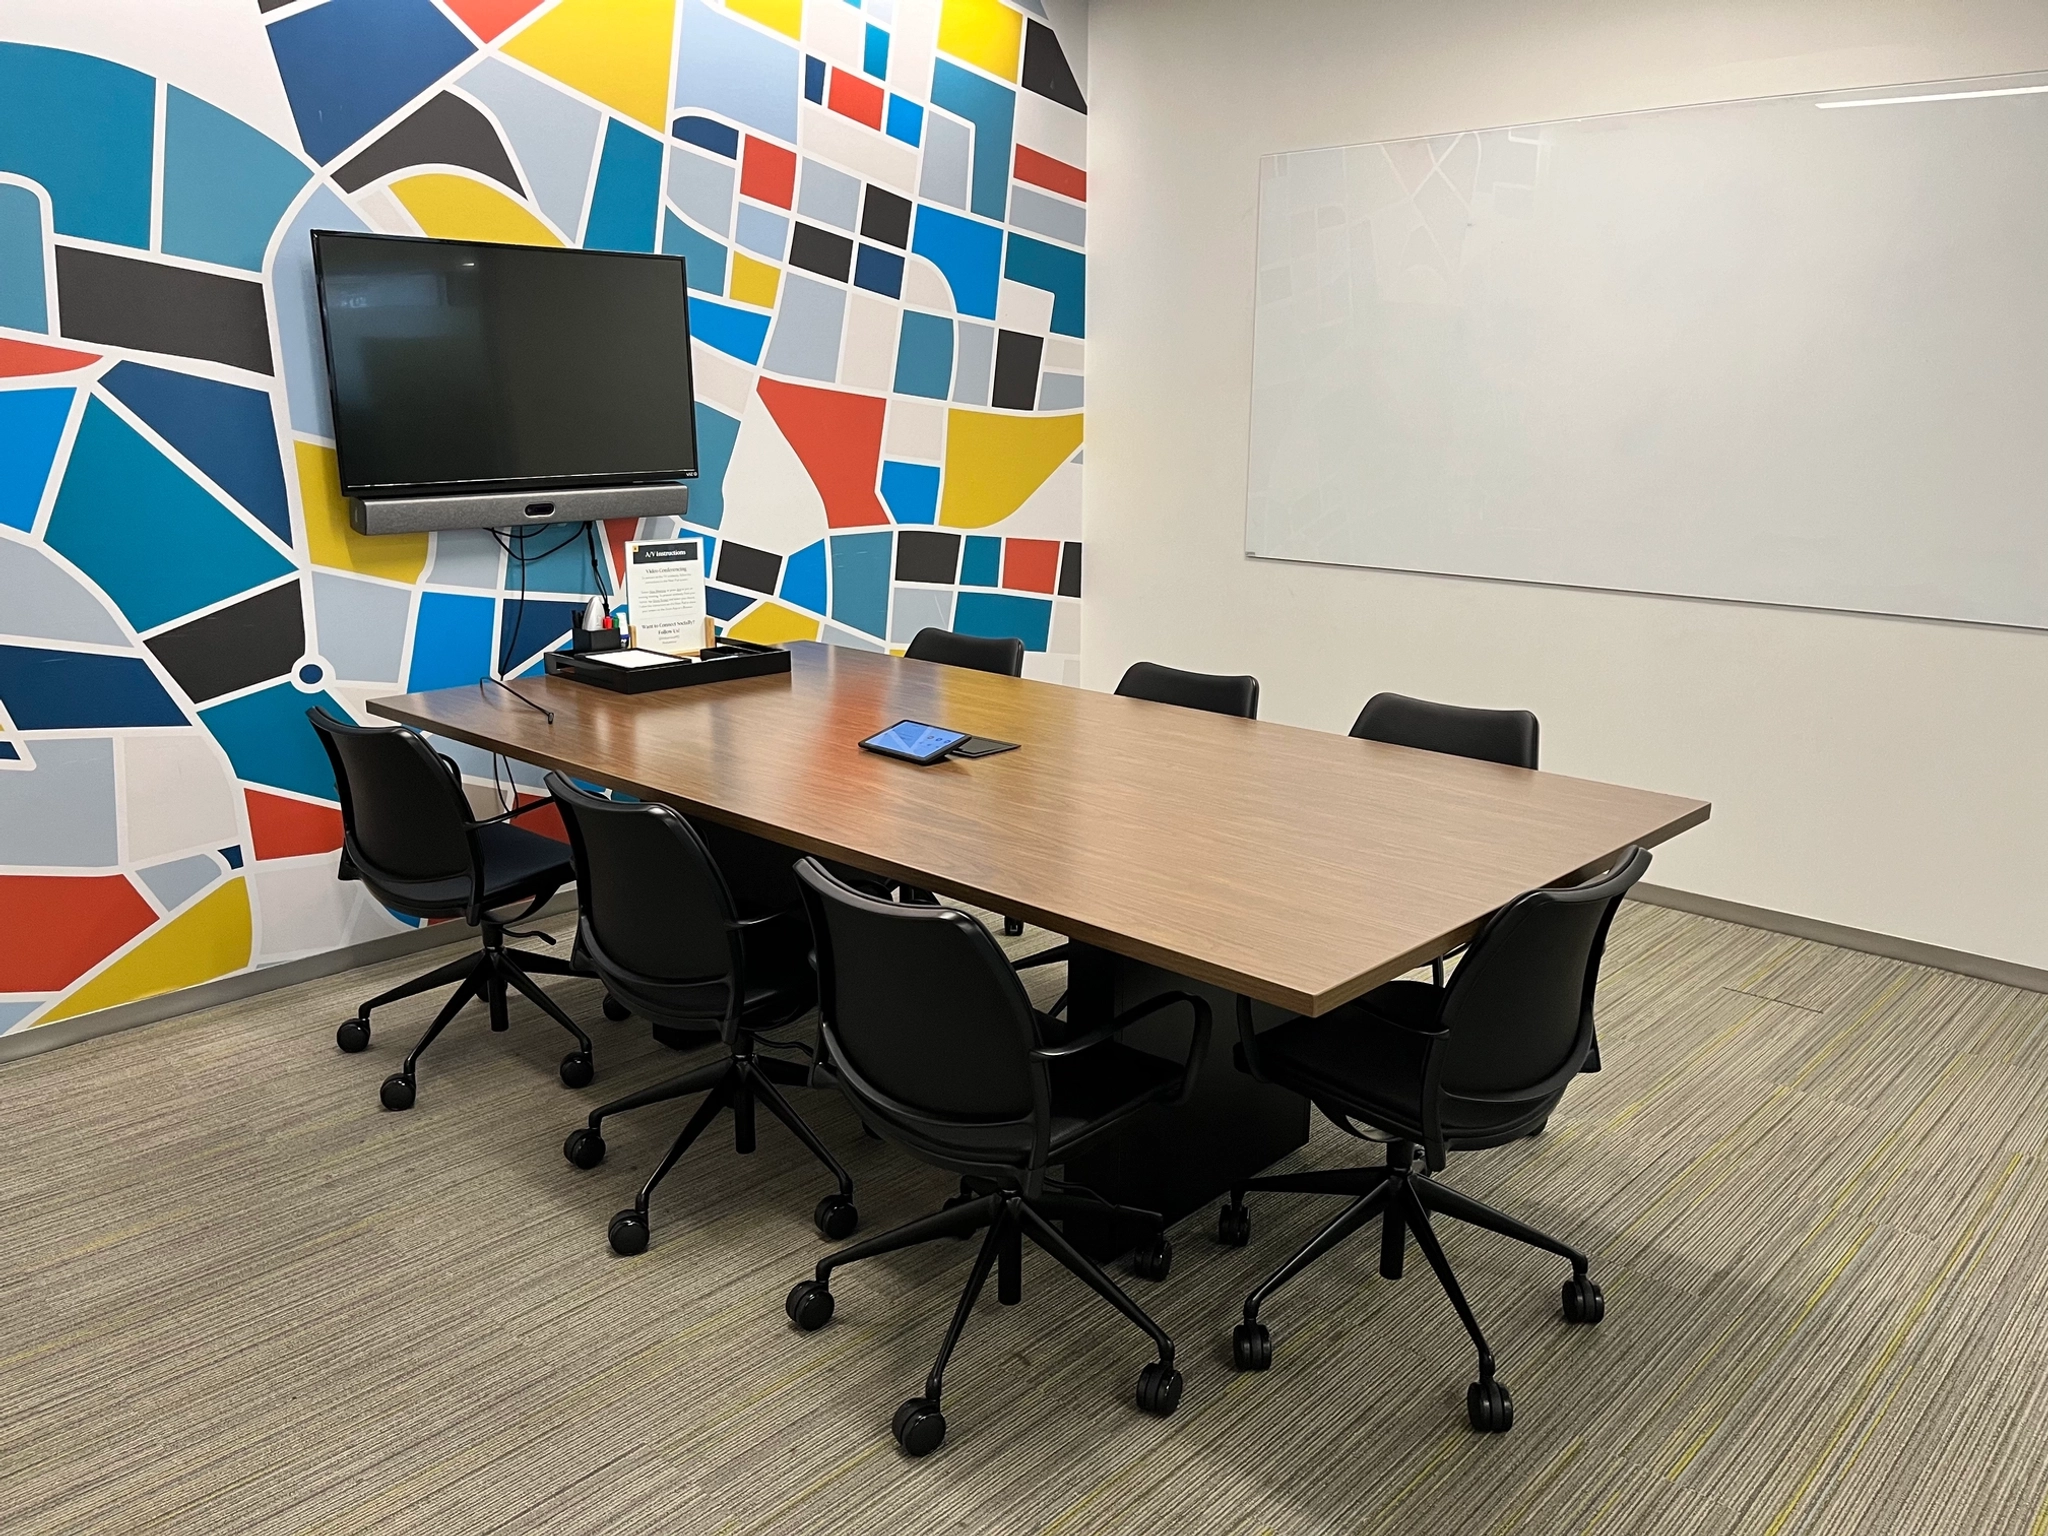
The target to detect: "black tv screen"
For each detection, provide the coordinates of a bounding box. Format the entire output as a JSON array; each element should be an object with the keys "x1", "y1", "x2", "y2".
[{"x1": 313, "y1": 232, "x2": 698, "y2": 497}]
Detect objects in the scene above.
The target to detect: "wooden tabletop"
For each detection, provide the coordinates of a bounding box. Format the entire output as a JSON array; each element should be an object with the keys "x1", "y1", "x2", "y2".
[{"x1": 370, "y1": 644, "x2": 1708, "y2": 1015}]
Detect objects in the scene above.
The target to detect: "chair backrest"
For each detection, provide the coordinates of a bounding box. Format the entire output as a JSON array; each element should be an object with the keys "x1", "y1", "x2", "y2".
[
  {"x1": 546, "y1": 773, "x2": 739, "y2": 987},
  {"x1": 1436, "y1": 847, "x2": 1650, "y2": 1101},
  {"x1": 1349, "y1": 692, "x2": 1539, "y2": 769},
  {"x1": 1114, "y1": 661, "x2": 1260, "y2": 719},
  {"x1": 307, "y1": 707, "x2": 472, "y2": 886},
  {"x1": 904, "y1": 627, "x2": 1025, "y2": 677},
  {"x1": 795, "y1": 858, "x2": 1040, "y2": 1123}
]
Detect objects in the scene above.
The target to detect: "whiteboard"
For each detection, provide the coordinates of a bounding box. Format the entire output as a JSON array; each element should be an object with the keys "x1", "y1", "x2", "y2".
[{"x1": 1244, "y1": 74, "x2": 2048, "y2": 630}]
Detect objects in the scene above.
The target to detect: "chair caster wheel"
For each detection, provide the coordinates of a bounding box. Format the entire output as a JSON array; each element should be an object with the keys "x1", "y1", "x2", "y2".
[
  {"x1": 559, "y1": 1051, "x2": 593, "y2": 1089},
  {"x1": 563, "y1": 1127, "x2": 606, "y2": 1169},
  {"x1": 607, "y1": 1209, "x2": 649, "y2": 1256},
  {"x1": 1135, "y1": 1362, "x2": 1183, "y2": 1417},
  {"x1": 1467, "y1": 1377, "x2": 1514, "y2": 1432},
  {"x1": 379, "y1": 1074, "x2": 415, "y2": 1111},
  {"x1": 1562, "y1": 1275, "x2": 1604, "y2": 1324},
  {"x1": 785, "y1": 1279, "x2": 835, "y2": 1330},
  {"x1": 892, "y1": 1397, "x2": 946, "y2": 1456},
  {"x1": 814, "y1": 1194, "x2": 859, "y2": 1240},
  {"x1": 337, "y1": 1018, "x2": 370, "y2": 1053},
  {"x1": 602, "y1": 995, "x2": 630, "y2": 1022},
  {"x1": 1217, "y1": 1202, "x2": 1251, "y2": 1247},
  {"x1": 1131, "y1": 1233, "x2": 1173, "y2": 1281},
  {"x1": 1232, "y1": 1321, "x2": 1272, "y2": 1371}
]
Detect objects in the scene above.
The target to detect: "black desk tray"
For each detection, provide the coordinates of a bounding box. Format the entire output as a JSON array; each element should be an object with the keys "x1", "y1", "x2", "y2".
[{"x1": 543, "y1": 638, "x2": 791, "y2": 694}]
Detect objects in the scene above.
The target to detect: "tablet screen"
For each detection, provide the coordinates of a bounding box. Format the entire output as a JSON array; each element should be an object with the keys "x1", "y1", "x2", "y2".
[{"x1": 864, "y1": 721, "x2": 968, "y2": 760}]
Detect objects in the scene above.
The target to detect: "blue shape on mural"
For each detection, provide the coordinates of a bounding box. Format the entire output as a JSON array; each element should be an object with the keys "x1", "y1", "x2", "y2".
[
  {"x1": 880, "y1": 460, "x2": 940, "y2": 525},
  {"x1": 266, "y1": 0, "x2": 476, "y2": 163},
  {"x1": 407, "y1": 592, "x2": 495, "y2": 692},
  {"x1": 0, "y1": 742, "x2": 17, "y2": 761},
  {"x1": 1005, "y1": 234, "x2": 1086, "y2": 338},
  {"x1": 804, "y1": 55, "x2": 827, "y2": 105},
  {"x1": 501, "y1": 598, "x2": 585, "y2": 667},
  {"x1": 930, "y1": 59, "x2": 1014, "y2": 223},
  {"x1": 100, "y1": 363, "x2": 292, "y2": 545},
  {"x1": 854, "y1": 244, "x2": 905, "y2": 299},
  {"x1": 0, "y1": 388, "x2": 73, "y2": 533},
  {"x1": 864, "y1": 25, "x2": 890, "y2": 79},
  {"x1": 160, "y1": 87, "x2": 311, "y2": 272},
  {"x1": 830, "y1": 532, "x2": 892, "y2": 639},
  {"x1": 886, "y1": 95, "x2": 924, "y2": 147},
  {"x1": 663, "y1": 212, "x2": 728, "y2": 295},
  {"x1": 0, "y1": 644, "x2": 187, "y2": 729},
  {"x1": 893, "y1": 312, "x2": 954, "y2": 399},
  {"x1": 0, "y1": 44, "x2": 154, "y2": 248},
  {"x1": 689, "y1": 402, "x2": 741, "y2": 529},
  {"x1": 780, "y1": 539, "x2": 827, "y2": 614},
  {"x1": 953, "y1": 591, "x2": 1052, "y2": 652},
  {"x1": 675, "y1": 0, "x2": 800, "y2": 143},
  {"x1": 585, "y1": 119, "x2": 663, "y2": 253},
  {"x1": 515, "y1": 527, "x2": 607, "y2": 596},
  {"x1": 0, "y1": 182, "x2": 49, "y2": 333},
  {"x1": 199, "y1": 682, "x2": 348, "y2": 800},
  {"x1": 688, "y1": 297, "x2": 772, "y2": 366},
  {"x1": 45, "y1": 398, "x2": 293, "y2": 634},
  {"x1": 274, "y1": 186, "x2": 370, "y2": 437},
  {"x1": 704, "y1": 585, "x2": 754, "y2": 622},
  {"x1": 673, "y1": 115, "x2": 740, "y2": 158},
  {"x1": 221, "y1": 843, "x2": 245, "y2": 870},
  {"x1": 960, "y1": 535, "x2": 1001, "y2": 586},
  {"x1": 911, "y1": 206, "x2": 1002, "y2": 320}
]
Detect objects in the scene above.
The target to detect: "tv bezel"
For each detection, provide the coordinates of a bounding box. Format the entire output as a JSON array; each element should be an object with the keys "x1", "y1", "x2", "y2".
[{"x1": 311, "y1": 229, "x2": 700, "y2": 499}]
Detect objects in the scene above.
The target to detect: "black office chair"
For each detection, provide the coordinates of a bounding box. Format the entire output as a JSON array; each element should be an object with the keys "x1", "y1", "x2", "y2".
[
  {"x1": 903, "y1": 626, "x2": 1025, "y2": 676},
  {"x1": 1352, "y1": 692, "x2": 1541, "y2": 987},
  {"x1": 546, "y1": 774, "x2": 857, "y2": 1256},
  {"x1": 309, "y1": 708, "x2": 594, "y2": 1111},
  {"x1": 1350, "y1": 691, "x2": 1538, "y2": 769},
  {"x1": 1114, "y1": 660, "x2": 1261, "y2": 719},
  {"x1": 783, "y1": 858, "x2": 1211, "y2": 1456},
  {"x1": 1221, "y1": 846, "x2": 1651, "y2": 1433}
]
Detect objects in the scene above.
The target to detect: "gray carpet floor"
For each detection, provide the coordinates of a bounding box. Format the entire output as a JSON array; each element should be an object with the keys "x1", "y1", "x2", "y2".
[{"x1": 3, "y1": 902, "x2": 2047, "y2": 1535}]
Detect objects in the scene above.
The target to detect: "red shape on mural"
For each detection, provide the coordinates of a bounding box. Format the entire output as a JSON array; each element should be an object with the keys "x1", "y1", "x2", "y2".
[
  {"x1": 602, "y1": 516, "x2": 640, "y2": 594},
  {"x1": 0, "y1": 337, "x2": 99, "y2": 378},
  {"x1": 1014, "y1": 145, "x2": 1086, "y2": 203},
  {"x1": 514, "y1": 793, "x2": 569, "y2": 842},
  {"x1": 741, "y1": 137, "x2": 797, "y2": 209},
  {"x1": 1002, "y1": 539, "x2": 1060, "y2": 594},
  {"x1": 442, "y1": 0, "x2": 547, "y2": 41},
  {"x1": 245, "y1": 787, "x2": 344, "y2": 861},
  {"x1": 0, "y1": 874, "x2": 156, "y2": 992},
  {"x1": 828, "y1": 69, "x2": 886, "y2": 131},
  {"x1": 755, "y1": 379, "x2": 890, "y2": 529}
]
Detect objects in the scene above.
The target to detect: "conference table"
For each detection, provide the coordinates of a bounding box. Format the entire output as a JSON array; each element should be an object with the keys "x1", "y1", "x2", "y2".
[{"x1": 371, "y1": 642, "x2": 1709, "y2": 1249}]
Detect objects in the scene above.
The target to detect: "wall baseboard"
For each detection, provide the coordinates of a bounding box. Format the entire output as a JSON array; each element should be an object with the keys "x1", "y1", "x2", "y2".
[
  {"x1": 1630, "y1": 882, "x2": 2048, "y2": 996},
  {"x1": 0, "y1": 896, "x2": 580, "y2": 1066}
]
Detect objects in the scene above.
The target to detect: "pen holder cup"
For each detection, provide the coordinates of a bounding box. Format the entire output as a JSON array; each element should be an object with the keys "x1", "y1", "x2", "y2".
[{"x1": 570, "y1": 623, "x2": 625, "y2": 653}]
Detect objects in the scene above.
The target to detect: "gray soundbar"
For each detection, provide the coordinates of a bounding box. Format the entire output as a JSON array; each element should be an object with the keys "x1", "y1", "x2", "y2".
[{"x1": 349, "y1": 481, "x2": 690, "y2": 535}]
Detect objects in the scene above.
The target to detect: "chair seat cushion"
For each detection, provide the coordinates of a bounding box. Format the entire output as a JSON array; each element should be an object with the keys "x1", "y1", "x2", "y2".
[
  {"x1": 1045, "y1": 1040, "x2": 1184, "y2": 1154},
  {"x1": 361, "y1": 820, "x2": 572, "y2": 917}
]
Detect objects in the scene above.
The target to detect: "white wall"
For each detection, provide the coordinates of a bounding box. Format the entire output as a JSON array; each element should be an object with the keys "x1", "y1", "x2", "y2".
[{"x1": 1084, "y1": 0, "x2": 2048, "y2": 970}]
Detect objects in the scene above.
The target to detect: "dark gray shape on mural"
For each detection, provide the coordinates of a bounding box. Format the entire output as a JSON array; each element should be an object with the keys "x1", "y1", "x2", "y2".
[
  {"x1": 146, "y1": 579, "x2": 305, "y2": 703},
  {"x1": 717, "y1": 541, "x2": 782, "y2": 595},
  {"x1": 1058, "y1": 541, "x2": 1082, "y2": 598},
  {"x1": 895, "y1": 530, "x2": 961, "y2": 584},
  {"x1": 992, "y1": 330, "x2": 1044, "y2": 411},
  {"x1": 1022, "y1": 21, "x2": 1086, "y2": 114},
  {"x1": 56, "y1": 246, "x2": 274, "y2": 375},
  {"x1": 334, "y1": 92, "x2": 525, "y2": 196}
]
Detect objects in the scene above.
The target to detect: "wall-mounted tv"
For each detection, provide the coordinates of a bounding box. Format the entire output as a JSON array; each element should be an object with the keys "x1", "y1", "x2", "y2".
[{"x1": 312, "y1": 231, "x2": 698, "y2": 498}]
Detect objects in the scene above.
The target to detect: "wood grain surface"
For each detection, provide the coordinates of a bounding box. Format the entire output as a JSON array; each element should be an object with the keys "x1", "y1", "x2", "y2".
[{"x1": 370, "y1": 643, "x2": 1709, "y2": 1014}]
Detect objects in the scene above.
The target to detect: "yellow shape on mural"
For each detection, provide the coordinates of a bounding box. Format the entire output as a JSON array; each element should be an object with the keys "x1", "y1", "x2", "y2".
[
  {"x1": 729, "y1": 253, "x2": 781, "y2": 309},
  {"x1": 940, "y1": 409, "x2": 1084, "y2": 528},
  {"x1": 391, "y1": 174, "x2": 563, "y2": 246},
  {"x1": 726, "y1": 0, "x2": 801, "y2": 41},
  {"x1": 727, "y1": 603, "x2": 819, "y2": 645},
  {"x1": 937, "y1": 0, "x2": 1023, "y2": 82},
  {"x1": 503, "y1": 0, "x2": 678, "y2": 131},
  {"x1": 298, "y1": 441, "x2": 429, "y2": 584},
  {"x1": 43, "y1": 880, "x2": 252, "y2": 1023}
]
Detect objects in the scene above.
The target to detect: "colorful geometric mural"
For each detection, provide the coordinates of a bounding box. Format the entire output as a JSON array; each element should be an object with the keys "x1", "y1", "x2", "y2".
[{"x1": 0, "y1": 0, "x2": 1086, "y2": 1033}]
